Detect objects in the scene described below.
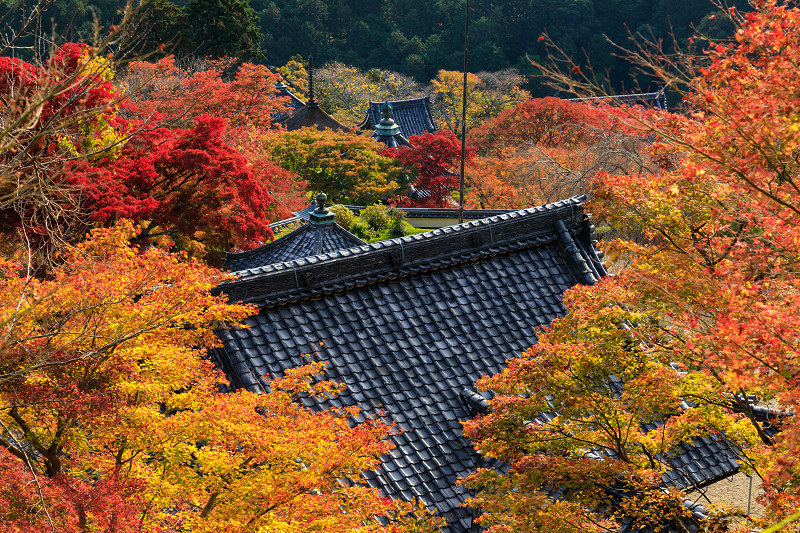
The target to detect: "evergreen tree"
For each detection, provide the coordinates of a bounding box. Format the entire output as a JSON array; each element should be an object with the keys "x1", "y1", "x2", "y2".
[{"x1": 183, "y1": 0, "x2": 263, "y2": 60}]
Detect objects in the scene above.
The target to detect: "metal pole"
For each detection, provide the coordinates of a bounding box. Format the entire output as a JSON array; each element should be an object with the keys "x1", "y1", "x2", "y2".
[{"x1": 458, "y1": 0, "x2": 470, "y2": 224}]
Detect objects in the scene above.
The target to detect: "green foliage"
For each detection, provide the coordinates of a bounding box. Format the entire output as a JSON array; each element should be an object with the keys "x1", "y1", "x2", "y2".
[
  {"x1": 360, "y1": 203, "x2": 391, "y2": 231},
  {"x1": 127, "y1": 0, "x2": 185, "y2": 59},
  {"x1": 262, "y1": 128, "x2": 403, "y2": 205},
  {"x1": 344, "y1": 204, "x2": 419, "y2": 242},
  {"x1": 248, "y1": 0, "x2": 751, "y2": 93},
  {"x1": 183, "y1": 0, "x2": 263, "y2": 60},
  {"x1": 39, "y1": 0, "x2": 753, "y2": 94},
  {"x1": 127, "y1": 0, "x2": 263, "y2": 60},
  {"x1": 329, "y1": 204, "x2": 355, "y2": 231},
  {"x1": 349, "y1": 218, "x2": 378, "y2": 240},
  {"x1": 388, "y1": 217, "x2": 407, "y2": 238}
]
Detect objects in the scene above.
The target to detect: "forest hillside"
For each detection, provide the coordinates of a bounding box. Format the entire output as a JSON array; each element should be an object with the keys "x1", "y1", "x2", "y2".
[{"x1": 35, "y1": 0, "x2": 750, "y2": 93}]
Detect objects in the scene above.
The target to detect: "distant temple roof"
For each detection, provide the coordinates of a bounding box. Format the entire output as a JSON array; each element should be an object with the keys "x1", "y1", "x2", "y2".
[
  {"x1": 281, "y1": 103, "x2": 350, "y2": 132},
  {"x1": 568, "y1": 87, "x2": 668, "y2": 110},
  {"x1": 371, "y1": 101, "x2": 411, "y2": 148},
  {"x1": 279, "y1": 57, "x2": 350, "y2": 132},
  {"x1": 359, "y1": 96, "x2": 437, "y2": 139},
  {"x1": 226, "y1": 194, "x2": 364, "y2": 271},
  {"x1": 271, "y1": 79, "x2": 306, "y2": 123}
]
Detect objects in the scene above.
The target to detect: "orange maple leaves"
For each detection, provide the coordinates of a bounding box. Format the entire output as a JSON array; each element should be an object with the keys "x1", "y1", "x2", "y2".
[{"x1": 0, "y1": 223, "x2": 439, "y2": 532}]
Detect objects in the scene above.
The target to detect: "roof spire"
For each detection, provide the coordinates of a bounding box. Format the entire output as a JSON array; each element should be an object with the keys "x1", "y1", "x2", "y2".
[
  {"x1": 307, "y1": 55, "x2": 316, "y2": 105},
  {"x1": 309, "y1": 192, "x2": 335, "y2": 224},
  {"x1": 374, "y1": 101, "x2": 400, "y2": 136}
]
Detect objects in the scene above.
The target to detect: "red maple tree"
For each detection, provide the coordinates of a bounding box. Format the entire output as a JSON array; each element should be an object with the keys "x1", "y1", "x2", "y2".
[{"x1": 381, "y1": 130, "x2": 475, "y2": 208}]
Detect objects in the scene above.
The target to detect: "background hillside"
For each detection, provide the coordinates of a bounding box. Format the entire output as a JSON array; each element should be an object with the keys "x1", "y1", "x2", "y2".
[{"x1": 37, "y1": 0, "x2": 749, "y2": 94}]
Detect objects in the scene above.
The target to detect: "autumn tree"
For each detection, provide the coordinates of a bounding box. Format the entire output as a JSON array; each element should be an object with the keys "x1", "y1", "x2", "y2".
[
  {"x1": 263, "y1": 127, "x2": 404, "y2": 204},
  {"x1": 0, "y1": 222, "x2": 439, "y2": 532},
  {"x1": 121, "y1": 56, "x2": 288, "y2": 130},
  {"x1": 465, "y1": 98, "x2": 654, "y2": 208},
  {"x1": 65, "y1": 114, "x2": 281, "y2": 258},
  {"x1": 314, "y1": 62, "x2": 425, "y2": 125},
  {"x1": 381, "y1": 130, "x2": 473, "y2": 208},
  {"x1": 430, "y1": 68, "x2": 530, "y2": 135},
  {"x1": 469, "y1": 97, "x2": 638, "y2": 152},
  {"x1": 0, "y1": 42, "x2": 130, "y2": 254},
  {"x1": 120, "y1": 56, "x2": 306, "y2": 227},
  {"x1": 464, "y1": 1, "x2": 800, "y2": 530},
  {"x1": 463, "y1": 281, "x2": 740, "y2": 532},
  {"x1": 278, "y1": 57, "x2": 308, "y2": 100}
]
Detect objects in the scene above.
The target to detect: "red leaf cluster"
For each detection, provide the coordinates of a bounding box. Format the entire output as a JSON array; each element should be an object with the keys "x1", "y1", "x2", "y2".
[
  {"x1": 66, "y1": 114, "x2": 275, "y2": 251},
  {"x1": 381, "y1": 130, "x2": 474, "y2": 208}
]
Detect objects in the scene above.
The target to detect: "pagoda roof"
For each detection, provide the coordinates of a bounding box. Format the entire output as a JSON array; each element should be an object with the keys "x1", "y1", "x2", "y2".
[
  {"x1": 225, "y1": 221, "x2": 365, "y2": 271},
  {"x1": 280, "y1": 102, "x2": 351, "y2": 132}
]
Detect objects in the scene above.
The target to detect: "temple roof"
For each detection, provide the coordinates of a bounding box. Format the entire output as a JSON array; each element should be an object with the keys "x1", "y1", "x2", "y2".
[
  {"x1": 279, "y1": 57, "x2": 351, "y2": 132},
  {"x1": 280, "y1": 102, "x2": 351, "y2": 132},
  {"x1": 359, "y1": 96, "x2": 437, "y2": 139},
  {"x1": 225, "y1": 223, "x2": 365, "y2": 271},
  {"x1": 226, "y1": 194, "x2": 364, "y2": 271},
  {"x1": 568, "y1": 87, "x2": 668, "y2": 110},
  {"x1": 272, "y1": 79, "x2": 306, "y2": 123},
  {"x1": 212, "y1": 197, "x2": 605, "y2": 531},
  {"x1": 212, "y1": 195, "x2": 756, "y2": 531}
]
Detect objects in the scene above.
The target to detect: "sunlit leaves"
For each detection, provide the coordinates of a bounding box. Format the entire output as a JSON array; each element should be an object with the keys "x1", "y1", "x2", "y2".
[{"x1": 0, "y1": 222, "x2": 440, "y2": 532}]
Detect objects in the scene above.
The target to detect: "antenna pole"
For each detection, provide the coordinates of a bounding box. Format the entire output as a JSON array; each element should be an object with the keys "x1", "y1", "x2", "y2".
[{"x1": 458, "y1": 0, "x2": 470, "y2": 224}]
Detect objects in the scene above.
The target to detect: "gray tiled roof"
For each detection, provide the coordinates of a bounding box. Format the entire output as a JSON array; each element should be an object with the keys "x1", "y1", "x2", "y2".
[
  {"x1": 213, "y1": 195, "x2": 769, "y2": 531},
  {"x1": 225, "y1": 222, "x2": 365, "y2": 271},
  {"x1": 213, "y1": 197, "x2": 604, "y2": 532},
  {"x1": 662, "y1": 436, "x2": 740, "y2": 489},
  {"x1": 359, "y1": 97, "x2": 437, "y2": 138}
]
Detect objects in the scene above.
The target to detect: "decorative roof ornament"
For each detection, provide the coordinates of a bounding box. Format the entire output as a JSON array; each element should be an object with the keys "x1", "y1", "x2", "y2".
[
  {"x1": 307, "y1": 55, "x2": 317, "y2": 107},
  {"x1": 358, "y1": 97, "x2": 437, "y2": 138},
  {"x1": 309, "y1": 192, "x2": 335, "y2": 224},
  {"x1": 374, "y1": 101, "x2": 400, "y2": 136},
  {"x1": 274, "y1": 78, "x2": 288, "y2": 92}
]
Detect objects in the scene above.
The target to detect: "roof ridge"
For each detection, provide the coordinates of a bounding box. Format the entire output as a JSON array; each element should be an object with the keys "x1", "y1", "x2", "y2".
[
  {"x1": 215, "y1": 196, "x2": 591, "y2": 306},
  {"x1": 368, "y1": 95, "x2": 432, "y2": 105},
  {"x1": 226, "y1": 222, "x2": 313, "y2": 261},
  {"x1": 232, "y1": 196, "x2": 584, "y2": 275},
  {"x1": 345, "y1": 205, "x2": 515, "y2": 218}
]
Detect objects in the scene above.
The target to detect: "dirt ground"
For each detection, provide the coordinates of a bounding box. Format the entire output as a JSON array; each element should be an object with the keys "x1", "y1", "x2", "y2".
[{"x1": 687, "y1": 472, "x2": 764, "y2": 517}]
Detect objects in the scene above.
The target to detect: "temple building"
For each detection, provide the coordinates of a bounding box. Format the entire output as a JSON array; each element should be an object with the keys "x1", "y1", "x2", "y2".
[
  {"x1": 276, "y1": 58, "x2": 350, "y2": 132},
  {"x1": 214, "y1": 196, "x2": 770, "y2": 531},
  {"x1": 359, "y1": 96, "x2": 437, "y2": 139}
]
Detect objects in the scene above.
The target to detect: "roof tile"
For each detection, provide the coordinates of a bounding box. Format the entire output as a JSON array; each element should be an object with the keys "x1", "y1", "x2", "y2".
[{"x1": 213, "y1": 197, "x2": 616, "y2": 531}]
